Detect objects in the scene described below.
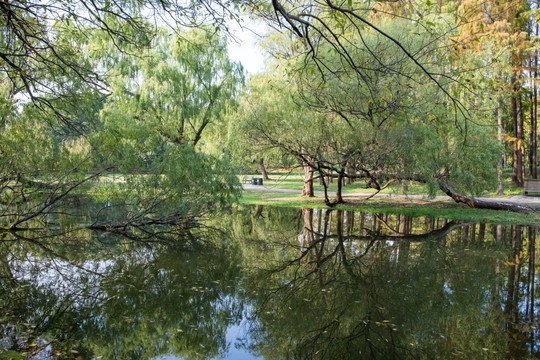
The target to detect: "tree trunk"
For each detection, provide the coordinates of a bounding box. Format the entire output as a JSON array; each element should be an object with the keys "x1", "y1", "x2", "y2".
[
  {"x1": 512, "y1": 77, "x2": 524, "y2": 187},
  {"x1": 319, "y1": 166, "x2": 331, "y2": 205},
  {"x1": 514, "y1": 79, "x2": 523, "y2": 187},
  {"x1": 302, "y1": 164, "x2": 314, "y2": 197},
  {"x1": 257, "y1": 158, "x2": 270, "y2": 180},
  {"x1": 529, "y1": 66, "x2": 533, "y2": 177},
  {"x1": 497, "y1": 97, "x2": 505, "y2": 195},
  {"x1": 334, "y1": 170, "x2": 344, "y2": 205},
  {"x1": 401, "y1": 181, "x2": 408, "y2": 192},
  {"x1": 326, "y1": 170, "x2": 344, "y2": 206},
  {"x1": 439, "y1": 182, "x2": 534, "y2": 213},
  {"x1": 531, "y1": 47, "x2": 538, "y2": 179},
  {"x1": 346, "y1": 162, "x2": 354, "y2": 185}
]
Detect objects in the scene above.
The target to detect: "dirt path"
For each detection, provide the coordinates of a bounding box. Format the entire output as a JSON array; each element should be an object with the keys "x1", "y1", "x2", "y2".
[{"x1": 242, "y1": 184, "x2": 540, "y2": 206}]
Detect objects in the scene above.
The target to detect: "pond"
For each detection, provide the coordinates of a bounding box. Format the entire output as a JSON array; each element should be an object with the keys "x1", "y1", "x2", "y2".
[{"x1": 1, "y1": 205, "x2": 539, "y2": 359}]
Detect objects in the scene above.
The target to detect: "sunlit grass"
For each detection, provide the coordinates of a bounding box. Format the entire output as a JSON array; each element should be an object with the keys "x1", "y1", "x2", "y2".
[
  {"x1": 239, "y1": 190, "x2": 540, "y2": 225},
  {"x1": 239, "y1": 167, "x2": 539, "y2": 197}
]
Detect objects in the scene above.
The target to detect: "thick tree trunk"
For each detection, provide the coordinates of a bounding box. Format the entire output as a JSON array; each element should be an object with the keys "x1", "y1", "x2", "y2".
[
  {"x1": 302, "y1": 164, "x2": 314, "y2": 197},
  {"x1": 497, "y1": 98, "x2": 505, "y2": 195},
  {"x1": 512, "y1": 77, "x2": 517, "y2": 184},
  {"x1": 257, "y1": 158, "x2": 270, "y2": 180},
  {"x1": 529, "y1": 68, "x2": 533, "y2": 177},
  {"x1": 439, "y1": 182, "x2": 535, "y2": 213},
  {"x1": 334, "y1": 171, "x2": 344, "y2": 204}
]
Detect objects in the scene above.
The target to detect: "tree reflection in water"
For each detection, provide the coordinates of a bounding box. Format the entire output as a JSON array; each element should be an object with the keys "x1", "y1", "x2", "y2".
[
  {"x1": 0, "y1": 228, "x2": 243, "y2": 360},
  {"x1": 235, "y1": 206, "x2": 539, "y2": 360},
  {"x1": 0, "y1": 206, "x2": 538, "y2": 359}
]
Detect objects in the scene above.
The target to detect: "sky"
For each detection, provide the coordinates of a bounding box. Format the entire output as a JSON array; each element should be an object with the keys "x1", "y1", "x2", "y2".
[{"x1": 227, "y1": 18, "x2": 267, "y2": 75}]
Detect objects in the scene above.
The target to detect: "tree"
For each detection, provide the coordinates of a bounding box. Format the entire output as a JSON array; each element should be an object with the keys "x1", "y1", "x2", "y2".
[
  {"x1": 90, "y1": 27, "x2": 243, "y2": 225},
  {"x1": 457, "y1": 0, "x2": 532, "y2": 187},
  {"x1": 0, "y1": 0, "x2": 238, "y2": 121},
  {"x1": 98, "y1": 27, "x2": 243, "y2": 149},
  {"x1": 230, "y1": 71, "x2": 331, "y2": 197},
  {"x1": 0, "y1": 25, "x2": 244, "y2": 231},
  {"x1": 251, "y1": 13, "x2": 535, "y2": 211}
]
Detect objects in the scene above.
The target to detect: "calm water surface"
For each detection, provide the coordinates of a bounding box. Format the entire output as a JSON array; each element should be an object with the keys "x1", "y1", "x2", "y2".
[{"x1": 1, "y1": 205, "x2": 539, "y2": 359}]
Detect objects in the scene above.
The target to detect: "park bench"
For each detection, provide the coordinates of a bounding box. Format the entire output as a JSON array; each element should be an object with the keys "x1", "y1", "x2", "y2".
[
  {"x1": 524, "y1": 179, "x2": 540, "y2": 195},
  {"x1": 242, "y1": 175, "x2": 253, "y2": 184}
]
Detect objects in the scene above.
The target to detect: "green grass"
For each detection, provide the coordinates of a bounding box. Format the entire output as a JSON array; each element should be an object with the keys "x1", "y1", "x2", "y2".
[
  {"x1": 240, "y1": 167, "x2": 539, "y2": 197},
  {"x1": 239, "y1": 190, "x2": 540, "y2": 225}
]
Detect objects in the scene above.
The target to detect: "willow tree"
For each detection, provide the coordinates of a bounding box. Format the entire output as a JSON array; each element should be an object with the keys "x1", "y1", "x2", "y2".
[
  {"x1": 230, "y1": 71, "x2": 331, "y2": 197},
  {"x1": 0, "y1": 25, "x2": 244, "y2": 231},
  {"x1": 248, "y1": 13, "x2": 534, "y2": 212},
  {"x1": 90, "y1": 28, "x2": 244, "y2": 227}
]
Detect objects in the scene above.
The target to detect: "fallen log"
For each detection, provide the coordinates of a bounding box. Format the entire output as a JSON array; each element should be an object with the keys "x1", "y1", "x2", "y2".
[{"x1": 439, "y1": 183, "x2": 536, "y2": 213}]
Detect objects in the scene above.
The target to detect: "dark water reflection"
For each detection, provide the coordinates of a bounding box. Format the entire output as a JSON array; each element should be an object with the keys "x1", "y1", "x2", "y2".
[{"x1": 1, "y1": 205, "x2": 539, "y2": 359}]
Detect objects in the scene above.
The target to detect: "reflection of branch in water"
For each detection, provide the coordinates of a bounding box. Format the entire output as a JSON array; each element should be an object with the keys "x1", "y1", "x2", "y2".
[
  {"x1": 307, "y1": 220, "x2": 469, "y2": 243},
  {"x1": 374, "y1": 214, "x2": 402, "y2": 235},
  {"x1": 10, "y1": 232, "x2": 105, "y2": 277},
  {"x1": 263, "y1": 220, "x2": 475, "y2": 359},
  {"x1": 266, "y1": 218, "x2": 471, "y2": 297}
]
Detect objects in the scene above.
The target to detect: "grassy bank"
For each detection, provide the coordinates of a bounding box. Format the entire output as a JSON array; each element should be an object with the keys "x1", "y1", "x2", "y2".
[
  {"x1": 239, "y1": 190, "x2": 540, "y2": 225},
  {"x1": 239, "y1": 167, "x2": 540, "y2": 197}
]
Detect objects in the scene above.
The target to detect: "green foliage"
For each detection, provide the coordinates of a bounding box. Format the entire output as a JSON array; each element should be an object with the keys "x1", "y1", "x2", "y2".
[
  {"x1": 0, "y1": 24, "x2": 243, "y2": 228},
  {"x1": 89, "y1": 27, "x2": 244, "y2": 218},
  {"x1": 0, "y1": 351, "x2": 26, "y2": 360},
  {"x1": 226, "y1": 71, "x2": 308, "y2": 171},
  {"x1": 234, "y1": 16, "x2": 505, "y2": 199},
  {"x1": 99, "y1": 27, "x2": 244, "y2": 149}
]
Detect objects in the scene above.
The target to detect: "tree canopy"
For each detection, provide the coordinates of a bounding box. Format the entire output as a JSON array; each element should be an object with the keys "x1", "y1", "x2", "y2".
[{"x1": 0, "y1": 0, "x2": 538, "y2": 232}]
